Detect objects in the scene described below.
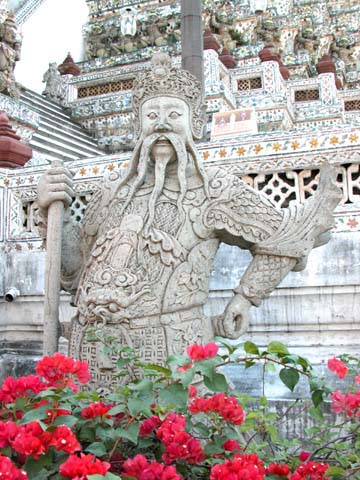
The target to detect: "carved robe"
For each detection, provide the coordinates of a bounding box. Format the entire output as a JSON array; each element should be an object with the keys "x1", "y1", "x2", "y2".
[{"x1": 64, "y1": 165, "x2": 338, "y2": 388}]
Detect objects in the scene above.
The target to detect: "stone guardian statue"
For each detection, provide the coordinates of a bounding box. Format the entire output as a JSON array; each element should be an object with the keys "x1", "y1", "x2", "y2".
[{"x1": 37, "y1": 53, "x2": 341, "y2": 388}]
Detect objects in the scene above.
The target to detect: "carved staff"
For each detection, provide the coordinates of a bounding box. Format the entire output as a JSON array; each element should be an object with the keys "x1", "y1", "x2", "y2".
[{"x1": 43, "y1": 159, "x2": 65, "y2": 355}]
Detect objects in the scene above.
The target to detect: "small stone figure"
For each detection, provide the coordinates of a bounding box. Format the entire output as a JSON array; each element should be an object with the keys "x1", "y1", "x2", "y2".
[
  {"x1": 42, "y1": 63, "x2": 66, "y2": 106},
  {"x1": 0, "y1": 12, "x2": 22, "y2": 99},
  {"x1": 295, "y1": 19, "x2": 320, "y2": 63},
  {"x1": 37, "y1": 54, "x2": 341, "y2": 388}
]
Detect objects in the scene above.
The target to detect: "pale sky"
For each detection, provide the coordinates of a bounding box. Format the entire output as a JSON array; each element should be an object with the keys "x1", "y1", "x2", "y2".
[{"x1": 15, "y1": 0, "x2": 88, "y2": 93}]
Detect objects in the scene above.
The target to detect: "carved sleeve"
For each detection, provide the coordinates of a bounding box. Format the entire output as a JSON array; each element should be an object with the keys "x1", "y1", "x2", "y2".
[
  {"x1": 203, "y1": 169, "x2": 284, "y2": 247},
  {"x1": 203, "y1": 166, "x2": 341, "y2": 306}
]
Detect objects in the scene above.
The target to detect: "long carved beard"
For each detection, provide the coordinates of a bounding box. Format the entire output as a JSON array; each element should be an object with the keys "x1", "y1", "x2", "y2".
[{"x1": 116, "y1": 132, "x2": 209, "y2": 232}]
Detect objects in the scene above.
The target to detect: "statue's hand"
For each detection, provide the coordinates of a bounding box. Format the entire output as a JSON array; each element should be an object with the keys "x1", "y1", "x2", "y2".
[
  {"x1": 213, "y1": 294, "x2": 252, "y2": 339},
  {"x1": 37, "y1": 164, "x2": 75, "y2": 210}
]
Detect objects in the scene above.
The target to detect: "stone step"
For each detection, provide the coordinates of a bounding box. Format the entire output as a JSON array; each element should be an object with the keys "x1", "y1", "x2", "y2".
[
  {"x1": 21, "y1": 90, "x2": 73, "y2": 121},
  {"x1": 30, "y1": 139, "x2": 84, "y2": 162},
  {"x1": 31, "y1": 131, "x2": 102, "y2": 159},
  {"x1": 20, "y1": 88, "x2": 105, "y2": 161},
  {"x1": 38, "y1": 121, "x2": 102, "y2": 153},
  {"x1": 21, "y1": 94, "x2": 86, "y2": 130}
]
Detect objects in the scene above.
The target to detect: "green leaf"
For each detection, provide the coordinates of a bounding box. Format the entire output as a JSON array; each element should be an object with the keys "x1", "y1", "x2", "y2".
[
  {"x1": 128, "y1": 397, "x2": 153, "y2": 417},
  {"x1": 85, "y1": 442, "x2": 107, "y2": 457},
  {"x1": 117, "y1": 423, "x2": 139, "y2": 444},
  {"x1": 54, "y1": 415, "x2": 78, "y2": 427},
  {"x1": 130, "y1": 379, "x2": 153, "y2": 392},
  {"x1": 214, "y1": 337, "x2": 235, "y2": 354},
  {"x1": 204, "y1": 372, "x2": 229, "y2": 392},
  {"x1": 108, "y1": 404, "x2": 126, "y2": 416},
  {"x1": 141, "y1": 364, "x2": 172, "y2": 377},
  {"x1": 25, "y1": 452, "x2": 53, "y2": 477},
  {"x1": 19, "y1": 405, "x2": 49, "y2": 424},
  {"x1": 279, "y1": 368, "x2": 299, "y2": 392},
  {"x1": 244, "y1": 341, "x2": 259, "y2": 355},
  {"x1": 158, "y1": 383, "x2": 188, "y2": 408},
  {"x1": 309, "y1": 406, "x2": 324, "y2": 421},
  {"x1": 245, "y1": 360, "x2": 256, "y2": 369},
  {"x1": 88, "y1": 474, "x2": 123, "y2": 480},
  {"x1": 311, "y1": 389, "x2": 324, "y2": 407},
  {"x1": 268, "y1": 341, "x2": 289, "y2": 356},
  {"x1": 325, "y1": 466, "x2": 346, "y2": 476}
]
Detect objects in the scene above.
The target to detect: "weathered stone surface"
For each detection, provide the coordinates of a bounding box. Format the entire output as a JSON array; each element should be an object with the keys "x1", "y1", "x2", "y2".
[{"x1": 37, "y1": 54, "x2": 341, "y2": 388}]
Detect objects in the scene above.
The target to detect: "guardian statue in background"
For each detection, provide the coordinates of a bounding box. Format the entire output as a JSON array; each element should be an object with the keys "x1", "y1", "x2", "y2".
[
  {"x1": 37, "y1": 54, "x2": 341, "y2": 388},
  {"x1": 0, "y1": 12, "x2": 21, "y2": 98}
]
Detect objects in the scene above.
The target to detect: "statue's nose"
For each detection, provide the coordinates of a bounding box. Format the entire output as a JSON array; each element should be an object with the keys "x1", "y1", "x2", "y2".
[{"x1": 154, "y1": 121, "x2": 171, "y2": 132}]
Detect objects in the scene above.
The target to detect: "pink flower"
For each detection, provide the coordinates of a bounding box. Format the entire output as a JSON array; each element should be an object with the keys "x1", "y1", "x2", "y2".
[
  {"x1": 267, "y1": 463, "x2": 291, "y2": 477},
  {"x1": 60, "y1": 454, "x2": 110, "y2": 480},
  {"x1": 223, "y1": 439, "x2": 241, "y2": 451},
  {"x1": 122, "y1": 454, "x2": 183, "y2": 480},
  {"x1": 35, "y1": 353, "x2": 90, "y2": 387},
  {"x1": 331, "y1": 391, "x2": 345, "y2": 413},
  {"x1": 0, "y1": 454, "x2": 29, "y2": 480},
  {"x1": 188, "y1": 385, "x2": 197, "y2": 398},
  {"x1": 210, "y1": 454, "x2": 265, "y2": 480},
  {"x1": 187, "y1": 343, "x2": 219, "y2": 361},
  {"x1": 81, "y1": 402, "x2": 112, "y2": 419},
  {"x1": 355, "y1": 375, "x2": 360, "y2": 385},
  {"x1": 327, "y1": 357, "x2": 348, "y2": 379},
  {"x1": 299, "y1": 451, "x2": 311, "y2": 461}
]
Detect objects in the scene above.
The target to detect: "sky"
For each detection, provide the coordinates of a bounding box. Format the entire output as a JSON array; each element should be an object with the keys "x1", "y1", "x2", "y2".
[{"x1": 14, "y1": 0, "x2": 88, "y2": 93}]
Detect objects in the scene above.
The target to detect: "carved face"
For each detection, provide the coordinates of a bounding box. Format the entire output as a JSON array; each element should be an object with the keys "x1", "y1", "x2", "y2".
[{"x1": 141, "y1": 96, "x2": 192, "y2": 142}]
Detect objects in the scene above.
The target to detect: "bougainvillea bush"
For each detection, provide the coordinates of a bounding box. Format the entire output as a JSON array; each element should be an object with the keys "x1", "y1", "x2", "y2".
[{"x1": 0, "y1": 335, "x2": 359, "y2": 480}]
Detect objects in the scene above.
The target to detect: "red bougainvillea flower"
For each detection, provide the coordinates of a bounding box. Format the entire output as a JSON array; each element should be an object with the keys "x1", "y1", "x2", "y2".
[
  {"x1": 35, "y1": 353, "x2": 90, "y2": 386},
  {"x1": 162, "y1": 430, "x2": 205, "y2": 464},
  {"x1": 187, "y1": 342, "x2": 219, "y2": 361},
  {"x1": 0, "y1": 453, "x2": 29, "y2": 480},
  {"x1": 51, "y1": 425, "x2": 81, "y2": 454},
  {"x1": 0, "y1": 375, "x2": 48, "y2": 404},
  {"x1": 210, "y1": 453, "x2": 265, "y2": 480},
  {"x1": 10, "y1": 421, "x2": 52, "y2": 459},
  {"x1": 188, "y1": 385, "x2": 197, "y2": 398},
  {"x1": 177, "y1": 362, "x2": 194, "y2": 373},
  {"x1": 223, "y1": 439, "x2": 242, "y2": 452},
  {"x1": 0, "y1": 420, "x2": 18, "y2": 448},
  {"x1": 59, "y1": 453, "x2": 110, "y2": 479},
  {"x1": 327, "y1": 357, "x2": 348, "y2": 379},
  {"x1": 81, "y1": 402, "x2": 112, "y2": 420},
  {"x1": 289, "y1": 461, "x2": 329, "y2": 479},
  {"x1": 355, "y1": 375, "x2": 360, "y2": 385},
  {"x1": 139, "y1": 415, "x2": 162, "y2": 437},
  {"x1": 331, "y1": 390, "x2": 360, "y2": 416},
  {"x1": 156, "y1": 413, "x2": 187, "y2": 445},
  {"x1": 189, "y1": 393, "x2": 245, "y2": 425},
  {"x1": 122, "y1": 454, "x2": 183, "y2": 480},
  {"x1": 299, "y1": 451, "x2": 311, "y2": 462},
  {"x1": 266, "y1": 463, "x2": 291, "y2": 477}
]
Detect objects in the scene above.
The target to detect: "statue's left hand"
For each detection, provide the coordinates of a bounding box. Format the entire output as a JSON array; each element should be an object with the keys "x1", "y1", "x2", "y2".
[{"x1": 213, "y1": 294, "x2": 252, "y2": 339}]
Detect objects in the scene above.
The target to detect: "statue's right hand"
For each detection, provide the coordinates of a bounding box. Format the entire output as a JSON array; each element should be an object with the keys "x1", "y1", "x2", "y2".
[{"x1": 37, "y1": 165, "x2": 75, "y2": 210}]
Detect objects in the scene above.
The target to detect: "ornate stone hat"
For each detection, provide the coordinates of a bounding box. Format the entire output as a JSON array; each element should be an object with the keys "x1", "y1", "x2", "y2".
[{"x1": 132, "y1": 53, "x2": 205, "y2": 139}]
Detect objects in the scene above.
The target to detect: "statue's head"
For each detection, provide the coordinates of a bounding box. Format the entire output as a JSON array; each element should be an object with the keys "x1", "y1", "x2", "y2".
[
  {"x1": 118, "y1": 54, "x2": 209, "y2": 230},
  {"x1": 132, "y1": 53, "x2": 205, "y2": 141},
  {"x1": 3, "y1": 12, "x2": 18, "y2": 44}
]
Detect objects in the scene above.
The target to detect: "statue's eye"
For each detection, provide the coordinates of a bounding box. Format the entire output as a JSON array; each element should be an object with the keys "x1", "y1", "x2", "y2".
[
  {"x1": 147, "y1": 112, "x2": 158, "y2": 120},
  {"x1": 169, "y1": 111, "x2": 181, "y2": 119}
]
